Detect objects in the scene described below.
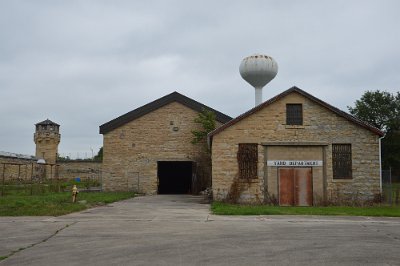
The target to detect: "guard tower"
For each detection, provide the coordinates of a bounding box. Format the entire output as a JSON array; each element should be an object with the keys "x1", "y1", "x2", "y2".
[{"x1": 34, "y1": 119, "x2": 60, "y2": 164}]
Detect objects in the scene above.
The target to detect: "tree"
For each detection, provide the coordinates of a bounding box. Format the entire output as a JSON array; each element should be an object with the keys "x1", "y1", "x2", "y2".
[
  {"x1": 191, "y1": 108, "x2": 217, "y2": 191},
  {"x1": 381, "y1": 132, "x2": 400, "y2": 171},
  {"x1": 191, "y1": 108, "x2": 216, "y2": 150},
  {"x1": 57, "y1": 153, "x2": 71, "y2": 162},
  {"x1": 93, "y1": 147, "x2": 103, "y2": 162},
  {"x1": 348, "y1": 90, "x2": 400, "y2": 171},
  {"x1": 348, "y1": 90, "x2": 400, "y2": 132}
]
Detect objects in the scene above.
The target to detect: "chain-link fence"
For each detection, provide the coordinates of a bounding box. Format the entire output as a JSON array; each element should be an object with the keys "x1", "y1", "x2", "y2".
[
  {"x1": 0, "y1": 162, "x2": 102, "y2": 196},
  {"x1": 0, "y1": 162, "x2": 62, "y2": 196},
  {"x1": 382, "y1": 168, "x2": 400, "y2": 205}
]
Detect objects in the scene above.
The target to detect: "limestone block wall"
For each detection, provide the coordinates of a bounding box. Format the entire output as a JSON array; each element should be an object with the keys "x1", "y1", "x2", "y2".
[
  {"x1": 102, "y1": 102, "x2": 218, "y2": 193},
  {"x1": 34, "y1": 132, "x2": 60, "y2": 164},
  {"x1": 0, "y1": 154, "x2": 103, "y2": 184},
  {"x1": 212, "y1": 92, "x2": 381, "y2": 204},
  {"x1": 0, "y1": 156, "x2": 36, "y2": 181},
  {"x1": 57, "y1": 161, "x2": 102, "y2": 182}
]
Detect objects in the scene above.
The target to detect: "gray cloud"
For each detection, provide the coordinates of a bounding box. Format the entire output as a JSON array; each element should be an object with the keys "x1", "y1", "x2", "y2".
[{"x1": 0, "y1": 0, "x2": 399, "y2": 157}]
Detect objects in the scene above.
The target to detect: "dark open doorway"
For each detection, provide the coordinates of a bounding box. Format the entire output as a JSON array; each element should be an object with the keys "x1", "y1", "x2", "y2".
[{"x1": 157, "y1": 161, "x2": 193, "y2": 194}]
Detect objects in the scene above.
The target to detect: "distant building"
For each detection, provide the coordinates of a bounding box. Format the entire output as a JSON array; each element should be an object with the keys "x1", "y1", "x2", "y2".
[
  {"x1": 209, "y1": 87, "x2": 384, "y2": 205},
  {"x1": 34, "y1": 119, "x2": 60, "y2": 164}
]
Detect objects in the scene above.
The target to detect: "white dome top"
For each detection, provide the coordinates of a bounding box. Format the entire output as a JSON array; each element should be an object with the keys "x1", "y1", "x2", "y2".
[
  {"x1": 37, "y1": 158, "x2": 46, "y2": 164},
  {"x1": 239, "y1": 54, "x2": 278, "y2": 88}
]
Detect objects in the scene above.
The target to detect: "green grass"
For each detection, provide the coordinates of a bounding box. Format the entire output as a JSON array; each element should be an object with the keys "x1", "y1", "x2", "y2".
[
  {"x1": 211, "y1": 202, "x2": 400, "y2": 217},
  {"x1": 0, "y1": 192, "x2": 134, "y2": 216},
  {"x1": 383, "y1": 183, "x2": 400, "y2": 203},
  {"x1": 0, "y1": 178, "x2": 102, "y2": 197}
]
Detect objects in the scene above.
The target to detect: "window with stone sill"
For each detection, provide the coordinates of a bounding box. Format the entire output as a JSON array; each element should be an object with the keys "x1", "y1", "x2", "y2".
[
  {"x1": 237, "y1": 143, "x2": 258, "y2": 179},
  {"x1": 332, "y1": 144, "x2": 352, "y2": 179}
]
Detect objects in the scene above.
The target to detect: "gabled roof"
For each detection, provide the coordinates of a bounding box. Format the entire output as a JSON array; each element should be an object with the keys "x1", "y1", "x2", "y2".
[
  {"x1": 100, "y1": 91, "x2": 232, "y2": 134},
  {"x1": 36, "y1": 119, "x2": 59, "y2": 126},
  {"x1": 208, "y1": 86, "x2": 384, "y2": 140}
]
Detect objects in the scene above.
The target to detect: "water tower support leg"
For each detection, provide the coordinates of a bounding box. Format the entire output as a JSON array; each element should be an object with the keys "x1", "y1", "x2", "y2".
[{"x1": 255, "y1": 87, "x2": 263, "y2": 106}]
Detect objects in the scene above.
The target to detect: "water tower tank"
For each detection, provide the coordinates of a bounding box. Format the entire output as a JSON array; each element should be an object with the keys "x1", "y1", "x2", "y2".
[{"x1": 239, "y1": 54, "x2": 278, "y2": 106}]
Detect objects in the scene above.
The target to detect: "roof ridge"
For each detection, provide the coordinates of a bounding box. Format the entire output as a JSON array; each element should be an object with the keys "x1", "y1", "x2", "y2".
[
  {"x1": 36, "y1": 119, "x2": 59, "y2": 126},
  {"x1": 208, "y1": 86, "x2": 384, "y2": 139},
  {"x1": 99, "y1": 91, "x2": 232, "y2": 134}
]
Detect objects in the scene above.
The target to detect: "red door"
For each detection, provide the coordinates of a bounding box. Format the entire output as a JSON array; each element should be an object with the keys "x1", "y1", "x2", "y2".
[
  {"x1": 279, "y1": 168, "x2": 295, "y2": 206},
  {"x1": 279, "y1": 168, "x2": 313, "y2": 206}
]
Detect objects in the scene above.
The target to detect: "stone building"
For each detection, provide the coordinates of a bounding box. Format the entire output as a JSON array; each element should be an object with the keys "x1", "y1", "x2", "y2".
[
  {"x1": 32, "y1": 119, "x2": 61, "y2": 179},
  {"x1": 99, "y1": 92, "x2": 232, "y2": 194},
  {"x1": 34, "y1": 119, "x2": 60, "y2": 164},
  {"x1": 1, "y1": 119, "x2": 102, "y2": 183},
  {"x1": 0, "y1": 119, "x2": 61, "y2": 182},
  {"x1": 209, "y1": 87, "x2": 384, "y2": 205}
]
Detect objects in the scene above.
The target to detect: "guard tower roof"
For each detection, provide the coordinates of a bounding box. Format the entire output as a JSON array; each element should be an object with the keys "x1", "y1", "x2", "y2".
[{"x1": 35, "y1": 119, "x2": 59, "y2": 126}]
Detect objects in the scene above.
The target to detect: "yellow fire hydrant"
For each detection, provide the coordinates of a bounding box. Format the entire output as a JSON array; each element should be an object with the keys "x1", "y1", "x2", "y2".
[{"x1": 72, "y1": 185, "x2": 79, "y2": 203}]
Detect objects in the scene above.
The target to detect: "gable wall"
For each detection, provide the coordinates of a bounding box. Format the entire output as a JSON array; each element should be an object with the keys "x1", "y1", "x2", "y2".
[
  {"x1": 102, "y1": 101, "x2": 216, "y2": 193},
  {"x1": 212, "y1": 92, "x2": 380, "y2": 204}
]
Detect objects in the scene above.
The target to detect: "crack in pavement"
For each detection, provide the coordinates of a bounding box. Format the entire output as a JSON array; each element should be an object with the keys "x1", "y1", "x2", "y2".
[{"x1": 0, "y1": 222, "x2": 77, "y2": 263}]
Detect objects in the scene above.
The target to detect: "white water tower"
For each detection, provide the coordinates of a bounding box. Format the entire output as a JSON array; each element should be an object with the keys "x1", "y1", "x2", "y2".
[{"x1": 239, "y1": 54, "x2": 278, "y2": 106}]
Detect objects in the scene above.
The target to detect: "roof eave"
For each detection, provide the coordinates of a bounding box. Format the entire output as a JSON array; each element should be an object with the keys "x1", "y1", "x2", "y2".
[
  {"x1": 99, "y1": 91, "x2": 232, "y2": 135},
  {"x1": 208, "y1": 86, "x2": 385, "y2": 138},
  {"x1": 35, "y1": 119, "x2": 60, "y2": 126}
]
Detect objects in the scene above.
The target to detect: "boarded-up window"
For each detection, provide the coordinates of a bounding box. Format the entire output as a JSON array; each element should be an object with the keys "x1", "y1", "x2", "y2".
[
  {"x1": 286, "y1": 104, "x2": 303, "y2": 125},
  {"x1": 237, "y1": 143, "x2": 258, "y2": 179},
  {"x1": 332, "y1": 144, "x2": 352, "y2": 179}
]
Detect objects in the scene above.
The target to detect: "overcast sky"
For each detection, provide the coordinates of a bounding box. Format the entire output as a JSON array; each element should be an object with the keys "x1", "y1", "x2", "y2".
[{"x1": 1, "y1": 0, "x2": 399, "y2": 158}]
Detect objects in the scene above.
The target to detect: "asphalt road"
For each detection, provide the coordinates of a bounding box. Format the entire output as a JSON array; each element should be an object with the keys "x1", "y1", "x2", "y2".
[{"x1": 1, "y1": 195, "x2": 399, "y2": 266}]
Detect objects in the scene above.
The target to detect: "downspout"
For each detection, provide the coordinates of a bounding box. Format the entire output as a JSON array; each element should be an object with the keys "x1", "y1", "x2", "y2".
[
  {"x1": 207, "y1": 134, "x2": 212, "y2": 189},
  {"x1": 379, "y1": 134, "x2": 386, "y2": 194}
]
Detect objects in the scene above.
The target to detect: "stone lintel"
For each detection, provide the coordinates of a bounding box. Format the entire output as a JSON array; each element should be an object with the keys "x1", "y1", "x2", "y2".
[{"x1": 261, "y1": 141, "x2": 329, "y2": 146}]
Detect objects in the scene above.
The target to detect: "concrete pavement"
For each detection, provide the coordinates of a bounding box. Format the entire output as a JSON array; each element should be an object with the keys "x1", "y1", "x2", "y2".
[{"x1": 1, "y1": 195, "x2": 400, "y2": 265}]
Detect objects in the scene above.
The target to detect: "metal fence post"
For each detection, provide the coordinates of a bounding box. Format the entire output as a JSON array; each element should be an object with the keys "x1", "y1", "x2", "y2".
[
  {"x1": 30, "y1": 163, "x2": 33, "y2": 195},
  {"x1": 1, "y1": 164, "x2": 5, "y2": 196},
  {"x1": 137, "y1": 173, "x2": 140, "y2": 194},
  {"x1": 389, "y1": 167, "x2": 392, "y2": 205}
]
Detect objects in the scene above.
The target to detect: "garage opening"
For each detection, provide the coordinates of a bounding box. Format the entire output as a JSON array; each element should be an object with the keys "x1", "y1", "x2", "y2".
[{"x1": 157, "y1": 161, "x2": 193, "y2": 194}]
